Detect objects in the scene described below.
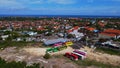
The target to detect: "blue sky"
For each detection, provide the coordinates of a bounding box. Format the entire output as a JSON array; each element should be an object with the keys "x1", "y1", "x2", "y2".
[{"x1": 0, "y1": 0, "x2": 120, "y2": 15}]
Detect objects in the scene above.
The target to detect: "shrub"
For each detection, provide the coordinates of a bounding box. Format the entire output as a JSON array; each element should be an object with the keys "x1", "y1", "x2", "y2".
[
  {"x1": 43, "y1": 53, "x2": 51, "y2": 59},
  {"x1": 0, "y1": 58, "x2": 40, "y2": 68}
]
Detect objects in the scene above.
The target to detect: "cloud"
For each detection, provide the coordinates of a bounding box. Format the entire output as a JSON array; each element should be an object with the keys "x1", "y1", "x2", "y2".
[
  {"x1": 30, "y1": 0, "x2": 77, "y2": 4},
  {"x1": 20, "y1": 0, "x2": 45, "y2": 4},
  {"x1": 111, "y1": 0, "x2": 120, "y2": 2},
  {"x1": 47, "y1": 0, "x2": 77, "y2": 4},
  {"x1": 101, "y1": 0, "x2": 120, "y2": 2},
  {"x1": 87, "y1": 0, "x2": 94, "y2": 3},
  {"x1": 0, "y1": 0, "x2": 24, "y2": 9},
  {"x1": 31, "y1": 0, "x2": 44, "y2": 4},
  {"x1": 0, "y1": 0, "x2": 77, "y2": 9},
  {"x1": 0, "y1": 0, "x2": 120, "y2": 15}
]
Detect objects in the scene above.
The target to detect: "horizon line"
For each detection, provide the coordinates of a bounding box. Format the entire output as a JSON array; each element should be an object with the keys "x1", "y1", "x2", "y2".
[{"x1": 0, "y1": 14, "x2": 120, "y2": 16}]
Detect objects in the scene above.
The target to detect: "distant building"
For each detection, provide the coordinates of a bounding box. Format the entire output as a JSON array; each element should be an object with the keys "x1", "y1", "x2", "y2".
[
  {"x1": 67, "y1": 26, "x2": 84, "y2": 40},
  {"x1": 43, "y1": 38, "x2": 68, "y2": 46},
  {"x1": 37, "y1": 26, "x2": 45, "y2": 31},
  {"x1": 27, "y1": 32, "x2": 37, "y2": 36},
  {"x1": 98, "y1": 21, "x2": 105, "y2": 27},
  {"x1": 1, "y1": 35, "x2": 9, "y2": 40},
  {"x1": 99, "y1": 33, "x2": 116, "y2": 39},
  {"x1": 99, "y1": 29, "x2": 120, "y2": 39},
  {"x1": 85, "y1": 27, "x2": 96, "y2": 32}
]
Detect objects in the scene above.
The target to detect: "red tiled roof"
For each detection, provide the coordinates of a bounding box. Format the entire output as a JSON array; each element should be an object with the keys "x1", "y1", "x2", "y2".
[
  {"x1": 73, "y1": 26, "x2": 79, "y2": 30},
  {"x1": 98, "y1": 22, "x2": 105, "y2": 27},
  {"x1": 104, "y1": 29, "x2": 120, "y2": 35},
  {"x1": 100, "y1": 32, "x2": 116, "y2": 37},
  {"x1": 37, "y1": 27, "x2": 45, "y2": 31},
  {"x1": 68, "y1": 29, "x2": 73, "y2": 33},
  {"x1": 85, "y1": 27, "x2": 95, "y2": 31},
  {"x1": 67, "y1": 26, "x2": 79, "y2": 33}
]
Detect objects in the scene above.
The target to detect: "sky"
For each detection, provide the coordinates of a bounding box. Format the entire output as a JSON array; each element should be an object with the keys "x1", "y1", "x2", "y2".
[{"x1": 0, "y1": 0, "x2": 120, "y2": 15}]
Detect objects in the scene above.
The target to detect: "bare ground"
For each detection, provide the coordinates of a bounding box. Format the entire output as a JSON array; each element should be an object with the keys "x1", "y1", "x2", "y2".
[
  {"x1": 81, "y1": 47, "x2": 120, "y2": 66},
  {"x1": 0, "y1": 47, "x2": 77, "y2": 68},
  {"x1": 0, "y1": 46, "x2": 120, "y2": 68},
  {"x1": 23, "y1": 47, "x2": 73, "y2": 56}
]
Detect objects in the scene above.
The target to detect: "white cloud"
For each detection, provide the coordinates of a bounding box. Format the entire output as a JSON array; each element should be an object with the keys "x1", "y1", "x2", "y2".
[
  {"x1": 47, "y1": 0, "x2": 77, "y2": 4},
  {"x1": 31, "y1": 0, "x2": 44, "y2": 4},
  {"x1": 0, "y1": 0, "x2": 77, "y2": 9},
  {"x1": 103, "y1": 0, "x2": 120, "y2": 2},
  {"x1": 30, "y1": 0, "x2": 77, "y2": 4},
  {"x1": 111, "y1": 0, "x2": 120, "y2": 2},
  {"x1": 87, "y1": 0, "x2": 94, "y2": 3},
  {"x1": 0, "y1": 0, "x2": 24, "y2": 9},
  {"x1": 20, "y1": 0, "x2": 45, "y2": 4}
]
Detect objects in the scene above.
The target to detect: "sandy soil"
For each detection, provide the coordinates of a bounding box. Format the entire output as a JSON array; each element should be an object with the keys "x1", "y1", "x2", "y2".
[
  {"x1": 0, "y1": 47, "x2": 76, "y2": 68},
  {"x1": 23, "y1": 47, "x2": 47, "y2": 56},
  {"x1": 81, "y1": 47, "x2": 120, "y2": 66},
  {"x1": 23, "y1": 47, "x2": 73, "y2": 56},
  {"x1": 0, "y1": 46, "x2": 120, "y2": 68},
  {"x1": 50, "y1": 47, "x2": 73, "y2": 55},
  {"x1": 23, "y1": 46, "x2": 120, "y2": 66}
]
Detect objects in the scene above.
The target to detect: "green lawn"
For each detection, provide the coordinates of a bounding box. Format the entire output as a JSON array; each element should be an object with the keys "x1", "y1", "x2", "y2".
[
  {"x1": 96, "y1": 47, "x2": 120, "y2": 56},
  {"x1": 0, "y1": 41, "x2": 37, "y2": 49}
]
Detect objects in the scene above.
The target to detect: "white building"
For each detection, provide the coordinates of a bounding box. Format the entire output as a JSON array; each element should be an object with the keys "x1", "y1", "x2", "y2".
[
  {"x1": 27, "y1": 32, "x2": 37, "y2": 36},
  {"x1": 68, "y1": 27, "x2": 84, "y2": 41},
  {"x1": 1, "y1": 35, "x2": 9, "y2": 40}
]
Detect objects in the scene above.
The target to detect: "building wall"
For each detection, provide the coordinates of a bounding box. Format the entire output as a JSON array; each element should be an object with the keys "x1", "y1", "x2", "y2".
[
  {"x1": 117, "y1": 35, "x2": 120, "y2": 39},
  {"x1": 99, "y1": 34, "x2": 115, "y2": 39}
]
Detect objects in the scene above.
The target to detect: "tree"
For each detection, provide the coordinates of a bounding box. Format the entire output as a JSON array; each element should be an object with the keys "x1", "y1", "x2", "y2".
[
  {"x1": 98, "y1": 38, "x2": 107, "y2": 43},
  {"x1": 0, "y1": 37, "x2": 2, "y2": 40},
  {"x1": 45, "y1": 32, "x2": 52, "y2": 36},
  {"x1": 105, "y1": 23, "x2": 113, "y2": 28},
  {"x1": 11, "y1": 32, "x2": 21, "y2": 39},
  {"x1": 4, "y1": 31, "x2": 11, "y2": 35},
  {"x1": 67, "y1": 34, "x2": 74, "y2": 38},
  {"x1": 6, "y1": 35, "x2": 12, "y2": 41}
]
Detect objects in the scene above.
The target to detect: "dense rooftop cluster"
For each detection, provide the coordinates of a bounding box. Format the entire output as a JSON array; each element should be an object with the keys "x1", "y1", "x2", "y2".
[{"x1": 0, "y1": 17, "x2": 120, "y2": 48}]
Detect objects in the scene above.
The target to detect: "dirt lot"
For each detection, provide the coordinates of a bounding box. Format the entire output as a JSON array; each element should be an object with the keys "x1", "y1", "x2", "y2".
[
  {"x1": 0, "y1": 46, "x2": 120, "y2": 68},
  {"x1": 81, "y1": 47, "x2": 120, "y2": 66},
  {"x1": 23, "y1": 47, "x2": 47, "y2": 56},
  {"x1": 0, "y1": 47, "x2": 77, "y2": 68},
  {"x1": 23, "y1": 47, "x2": 73, "y2": 56}
]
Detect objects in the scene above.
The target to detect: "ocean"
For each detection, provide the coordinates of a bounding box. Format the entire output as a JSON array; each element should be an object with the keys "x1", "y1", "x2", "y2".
[{"x1": 0, "y1": 15, "x2": 120, "y2": 18}]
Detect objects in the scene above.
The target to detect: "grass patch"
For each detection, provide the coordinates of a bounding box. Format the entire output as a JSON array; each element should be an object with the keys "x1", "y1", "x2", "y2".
[
  {"x1": 74, "y1": 58, "x2": 120, "y2": 68},
  {"x1": 54, "y1": 54, "x2": 120, "y2": 68},
  {"x1": 0, "y1": 41, "x2": 37, "y2": 49},
  {"x1": 96, "y1": 47, "x2": 120, "y2": 56}
]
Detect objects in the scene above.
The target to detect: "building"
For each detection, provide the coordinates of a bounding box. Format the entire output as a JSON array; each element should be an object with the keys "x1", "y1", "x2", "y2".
[
  {"x1": 85, "y1": 27, "x2": 96, "y2": 32},
  {"x1": 67, "y1": 26, "x2": 84, "y2": 41},
  {"x1": 99, "y1": 29, "x2": 120, "y2": 39},
  {"x1": 43, "y1": 38, "x2": 68, "y2": 46},
  {"x1": 1, "y1": 35, "x2": 9, "y2": 40}
]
